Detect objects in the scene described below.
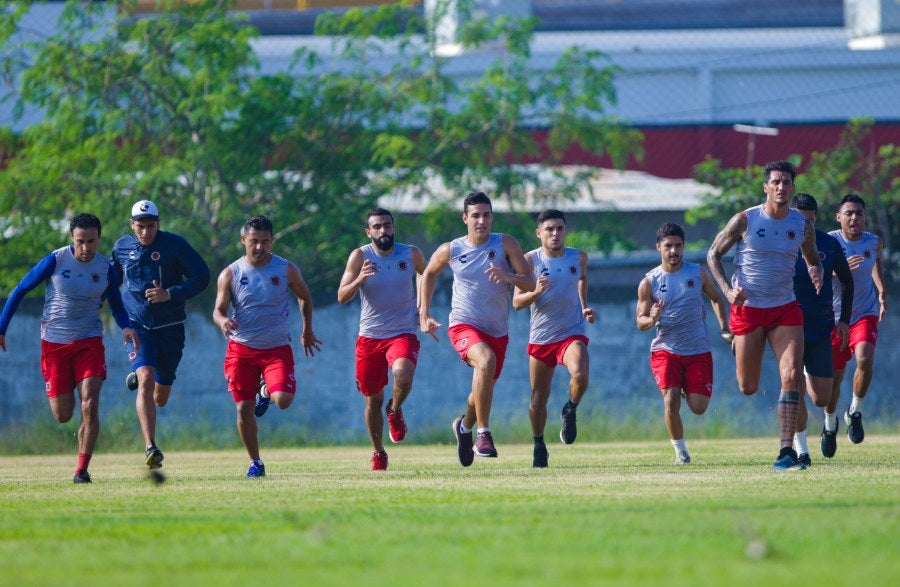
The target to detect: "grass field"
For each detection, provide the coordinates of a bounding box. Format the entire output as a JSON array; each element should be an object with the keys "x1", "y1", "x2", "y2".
[{"x1": 1, "y1": 436, "x2": 898, "y2": 587}]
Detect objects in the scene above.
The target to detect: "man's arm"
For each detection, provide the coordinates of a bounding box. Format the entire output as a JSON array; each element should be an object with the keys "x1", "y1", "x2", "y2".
[
  {"x1": 495, "y1": 234, "x2": 536, "y2": 292},
  {"x1": 288, "y1": 262, "x2": 322, "y2": 357},
  {"x1": 419, "y1": 242, "x2": 451, "y2": 341},
  {"x1": 873, "y1": 236, "x2": 888, "y2": 321},
  {"x1": 167, "y1": 238, "x2": 211, "y2": 302},
  {"x1": 831, "y1": 242, "x2": 853, "y2": 350},
  {"x1": 0, "y1": 253, "x2": 56, "y2": 351},
  {"x1": 700, "y1": 267, "x2": 733, "y2": 343},
  {"x1": 707, "y1": 212, "x2": 747, "y2": 305},
  {"x1": 800, "y1": 219, "x2": 823, "y2": 294},
  {"x1": 336, "y1": 248, "x2": 369, "y2": 304},
  {"x1": 411, "y1": 246, "x2": 427, "y2": 312},
  {"x1": 512, "y1": 253, "x2": 541, "y2": 310},
  {"x1": 578, "y1": 251, "x2": 596, "y2": 323},
  {"x1": 635, "y1": 276, "x2": 659, "y2": 332},
  {"x1": 211, "y1": 267, "x2": 236, "y2": 337}
]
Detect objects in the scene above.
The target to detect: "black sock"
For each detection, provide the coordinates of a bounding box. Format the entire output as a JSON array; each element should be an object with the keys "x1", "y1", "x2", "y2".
[{"x1": 533, "y1": 435, "x2": 545, "y2": 444}]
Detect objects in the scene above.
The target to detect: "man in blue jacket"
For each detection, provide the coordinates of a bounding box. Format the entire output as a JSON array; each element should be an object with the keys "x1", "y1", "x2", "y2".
[{"x1": 112, "y1": 200, "x2": 210, "y2": 470}]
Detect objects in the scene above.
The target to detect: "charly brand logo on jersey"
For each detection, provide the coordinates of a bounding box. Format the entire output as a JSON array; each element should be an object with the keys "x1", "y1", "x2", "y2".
[
  {"x1": 62, "y1": 269, "x2": 71, "y2": 278},
  {"x1": 786, "y1": 230, "x2": 797, "y2": 240},
  {"x1": 398, "y1": 261, "x2": 408, "y2": 271},
  {"x1": 240, "y1": 276, "x2": 249, "y2": 285},
  {"x1": 756, "y1": 228, "x2": 766, "y2": 237},
  {"x1": 459, "y1": 254, "x2": 468, "y2": 264},
  {"x1": 487, "y1": 250, "x2": 497, "y2": 260},
  {"x1": 151, "y1": 251, "x2": 161, "y2": 261},
  {"x1": 270, "y1": 276, "x2": 281, "y2": 286},
  {"x1": 659, "y1": 282, "x2": 668, "y2": 293},
  {"x1": 91, "y1": 273, "x2": 101, "y2": 283},
  {"x1": 569, "y1": 265, "x2": 577, "y2": 275},
  {"x1": 540, "y1": 267, "x2": 549, "y2": 276},
  {"x1": 686, "y1": 279, "x2": 696, "y2": 288}
]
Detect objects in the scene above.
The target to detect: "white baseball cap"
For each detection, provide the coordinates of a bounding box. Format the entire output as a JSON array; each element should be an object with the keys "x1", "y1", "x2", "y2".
[{"x1": 131, "y1": 200, "x2": 160, "y2": 220}]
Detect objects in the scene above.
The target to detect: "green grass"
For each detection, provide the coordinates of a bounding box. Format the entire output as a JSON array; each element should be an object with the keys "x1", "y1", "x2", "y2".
[{"x1": 1, "y1": 437, "x2": 898, "y2": 586}]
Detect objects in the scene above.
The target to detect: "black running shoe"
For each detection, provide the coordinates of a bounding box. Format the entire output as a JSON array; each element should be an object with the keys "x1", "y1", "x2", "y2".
[
  {"x1": 533, "y1": 442, "x2": 548, "y2": 468},
  {"x1": 145, "y1": 446, "x2": 164, "y2": 469},
  {"x1": 559, "y1": 401, "x2": 577, "y2": 444},
  {"x1": 820, "y1": 423, "x2": 838, "y2": 458},
  {"x1": 798, "y1": 453, "x2": 812, "y2": 467},
  {"x1": 451, "y1": 416, "x2": 474, "y2": 467},
  {"x1": 844, "y1": 410, "x2": 864, "y2": 444},
  {"x1": 73, "y1": 469, "x2": 92, "y2": 484}
]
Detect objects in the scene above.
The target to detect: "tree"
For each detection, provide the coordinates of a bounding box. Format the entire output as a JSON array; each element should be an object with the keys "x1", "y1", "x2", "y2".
[
  {"x1": 688, "y1": 119, "x2": 898, "y2": 285},
  {"x1": 0, "y1": 0, "x2": 642, "y2": 299}
]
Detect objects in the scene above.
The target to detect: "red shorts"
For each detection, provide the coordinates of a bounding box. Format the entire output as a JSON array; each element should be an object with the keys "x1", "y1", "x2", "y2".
[
  {"x1": 224, "y1": 340, "x2": 295, "y2": 403},
  {"x1": 40, "y1": 337, "x2": 106, "y2": 399},
  {"x1": 527, "y1": 335, "x2": 589, "y2": 368},
  {"x1": 650, "y1": 350, "x2": 714, "y2": 397},
  {"x1": 729, "y1": 300, "x2": 803, "y2": 336},
  {"x1": 448, "y1": 324, "x2": 509, "y2": 380},
  {"x1": 355, "y1": 333, "x2": 420, "y2": 396},
  {"x1": 831, "y1": 315, "x2": 879, "y2": 370}
]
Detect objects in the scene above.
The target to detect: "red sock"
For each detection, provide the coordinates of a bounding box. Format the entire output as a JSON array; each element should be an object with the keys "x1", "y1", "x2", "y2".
[{"x1": 76, "y1": 452, "x2": 92, "y2": 473}]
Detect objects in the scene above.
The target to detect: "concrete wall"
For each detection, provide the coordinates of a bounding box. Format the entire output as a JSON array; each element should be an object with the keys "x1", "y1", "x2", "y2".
[{"x1": 1, "y1": 296, "x2": 896, "y2": 444}]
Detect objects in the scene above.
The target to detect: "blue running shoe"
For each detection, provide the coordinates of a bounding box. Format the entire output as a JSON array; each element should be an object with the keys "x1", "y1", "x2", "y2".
[
  {"x1": 254, "y1": 381, "x2": 271, "y2": 418},
  {"x1": 844, "y1": 410, "x2": 864, "y2": 444},
  {"x1": 247, "y1": 460, "x2": 266, "y2": 478},
  {"x1": 772, "y1": 448, "x2": 806, "y2": 471}
]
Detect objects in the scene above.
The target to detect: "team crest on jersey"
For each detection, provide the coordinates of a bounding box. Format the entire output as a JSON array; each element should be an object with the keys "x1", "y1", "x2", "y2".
[
  {"x1": 569, "y1": 265, "x2": 577, "y2": 275},
  {"x1": 864, "y1": 250, "x2": 871, "y2": 259},
  {"x1": 786, "y1": 230, "x2": 797, "y2": 240},
  {"x1": 686, "y1": 279, "x2": 696, "y2": 288},
  {"x1": 91, "y1": 273, "x2": 101, "y2": 283},
  {"x1": 399, "y1": 261, "x2": 408, "y2": 271},
  {"x1": 488, "y1": 250, "x2": 496, "y2": 260},
  {"x1": 151, "y1": 251, "x2": 161, "y2": 261},
  {"x1": 270, "y1": 276, "x2": 281, "y2": 286}
]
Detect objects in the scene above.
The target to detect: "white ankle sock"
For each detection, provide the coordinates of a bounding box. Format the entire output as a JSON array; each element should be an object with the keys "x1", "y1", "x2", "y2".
[
  {"x1": 849, "y1": 395, "x2": 864, "y2": 414},
  {"x1": 793, "y1": 430, "x2": 809, "y2": 455},
  {"x1": 671, "y1": 438, "x2": 687, "y2": 454},
  {"x1": 824, "y1": 411, "x2": 837, "y2": 431}
]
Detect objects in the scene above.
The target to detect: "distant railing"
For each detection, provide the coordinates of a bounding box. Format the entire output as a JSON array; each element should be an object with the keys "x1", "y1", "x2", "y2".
[{"x1": 128, "y1": 0, "x2": 420, "y2": 13}]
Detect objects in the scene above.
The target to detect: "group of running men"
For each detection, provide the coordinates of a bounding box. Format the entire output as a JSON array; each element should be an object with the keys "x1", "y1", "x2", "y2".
[{"x1": 0, "y1": 160, "x2": 887, "y2": 480}]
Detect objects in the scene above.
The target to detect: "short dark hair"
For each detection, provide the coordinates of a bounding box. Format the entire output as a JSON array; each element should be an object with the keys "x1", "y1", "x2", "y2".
[
  {"x1": 763, "y1": 160, "x2": 797, "y2": 182},
  {"x1": 70, "y1": 213, "x2": 102, "y2": 236},
  {"x1": 837, "y1": 193, "x2": 866, "y2": 210},
  {"x1": 656, "y1": 222, "x2": 685, "y2": 243},
  {"x1": 366, "y1": 208, "x2": 393, "y2": 226},
  {"x1": 791, "y1": 193, "x2": 818, "y2": 211},
  {"x1": 242, "y1": 215, "x2": 273, "y2": 235},
  {"x1": 463, "y1": 191, "x2": 492, "y2": 214},
  {"x1": 536, "y1": 209, "x2": 566, "y2": 225}
]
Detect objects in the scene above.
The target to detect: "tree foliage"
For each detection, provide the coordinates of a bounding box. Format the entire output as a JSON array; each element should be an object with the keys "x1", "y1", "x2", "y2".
[
  {"x1": 688, "y1": 119, "x2": 898, "y2": 283},
  {"x1": 0, "y1": 0, "x2": 642, "y2": 300}
]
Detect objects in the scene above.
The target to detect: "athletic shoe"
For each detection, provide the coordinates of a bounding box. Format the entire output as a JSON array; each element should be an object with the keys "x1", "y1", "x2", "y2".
[
  {"x1": 254, "y1": 381, "x2": 270, "y2": 418},
  {"x1": 247, "y1": 460, "x2": 266, "y2": 478},
  {"x1": 474, "y1": 431, "x2": 498, "y2": 458},
  {"x1": 674, "y1": 451, "x2": 691, "y2": 465},
  {"x1": 451, "y1": 416, "x2": 474, "y2": 467},
  {"x1": 798, "y1": 453, "x2": 812, "y2": 467},
  {"x1": 145, "y1": 446, "x2": 164, "y2": 469},
  {"x1": 73, "y1": 469, "x2": 92, "y2": 484},
  {"x1": 125, "y1": 371, "x2": 138, "y2": 391},
  {"x1": 533, "y1": 442, "x2": 549, "y2": 468},
  {"x1": 559, "y1": 401, "x2": 577, "y2": 444},
  {"x1": 820, "y1": 422, "x2": 838, "y2": 458},
  {"x1": 386, "y1": 403, "x2": 407, "y2": 443},
  {"x1": 772, "y1": 447, "x2": 806, "y2": 471},
  {"x1": 371, "y1": 450, "x2": 388, "y2": 471},
  {"x1": 844, "y1": 410, "x2": 864, "y2": 444}
]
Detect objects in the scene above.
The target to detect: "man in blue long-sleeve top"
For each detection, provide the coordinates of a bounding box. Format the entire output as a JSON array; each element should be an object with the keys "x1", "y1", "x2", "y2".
[
  {"x1": 0, "y1": 213, "x2": 139, "y2": 483},
  {"x1": 112, "y1": 200, "x2": 210, "y2": 471}
]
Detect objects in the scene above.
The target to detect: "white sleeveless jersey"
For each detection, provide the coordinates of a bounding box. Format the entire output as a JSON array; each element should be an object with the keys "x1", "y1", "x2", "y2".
[
  {"x1": 42, "y1": 247, "x2": 113, "y2": 343},
  {"x1": 358, "y1": 243, "x2": 417, "y2": 338},
  {"x1": 829, "y1": 231, "x2": 880, "y2": 324},
  {"x1": 646, "y1": 262, "x2": 710, "y2": 356},
  {"x1": 527, "y1": 247, "x2": 586, "y2": 344},
  {"x1": 732, "y1": 205, "x2": 806, "y2": 308},
  {"x1": 448, "y1": 233, "x2": 512, "y2": 337},
  {"x1": 228, "y1": 255, "x2": 292, "y2": 349}
]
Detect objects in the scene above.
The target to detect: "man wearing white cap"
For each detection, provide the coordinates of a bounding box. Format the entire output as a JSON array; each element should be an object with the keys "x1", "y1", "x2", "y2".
[{"x1": 112, "y1": 200, "x2": 210, "y2": 470}]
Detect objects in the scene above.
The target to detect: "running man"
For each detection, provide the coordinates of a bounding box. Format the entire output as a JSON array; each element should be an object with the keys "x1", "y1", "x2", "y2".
[
  {"x1": 789, "y1": 194, "x2": 853, "y2": 465},
  {"x1": 212, "y1": 215, "x2": 322, "y2": 478},
  {"x1": 419, "y1": 191, "x2": 535, "y2": 466},
  {"x1": 337, "y1": 208, "x2": 427, "y2": 470},
  {"x1": 111, "y1": 200, "x2": 210, "y2": 470},
  {"x1": 0, "y1": 213, "x2": 139, "y2": 483},
  {"x1": 824, "y1": 194, "x2": 887, "y2": 450},
  {"x1": 512, "y1": 209, "x2": 595, "y2": 468},
  {"x1": 636, "y1": 223, "x2": 731, "y2": 465},
  {"x1": 707, "y1": 160, "x2": 822, "y2": 471}
]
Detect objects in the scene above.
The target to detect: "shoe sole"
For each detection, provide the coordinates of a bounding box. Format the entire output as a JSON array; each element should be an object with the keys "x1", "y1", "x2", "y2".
[
  {"x1": 452, "y1": 417, "x2": 474, "y2": 467},
  {"x1": 146, "y1": 452, "x2": 164, "y2": 469},
  {"x1": 474, "y1": 449, "x2": 498, "y2": 458}
]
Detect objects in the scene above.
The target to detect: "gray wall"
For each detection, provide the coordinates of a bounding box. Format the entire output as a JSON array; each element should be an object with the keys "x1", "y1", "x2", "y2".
[{"x1": 1, "y1": 296, "x2": 896, "y2": 443}]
